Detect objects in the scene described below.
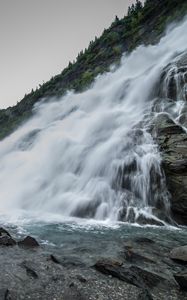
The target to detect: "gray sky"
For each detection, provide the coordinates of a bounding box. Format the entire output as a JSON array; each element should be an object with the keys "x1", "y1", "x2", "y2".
[{"x1": 0, "y1": 0, "x2": 135, "y2": 108}]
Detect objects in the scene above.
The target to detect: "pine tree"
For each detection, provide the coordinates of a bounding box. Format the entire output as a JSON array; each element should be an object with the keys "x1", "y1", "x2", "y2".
[
  {"x1": 135, "y1": 0, "x2": 143, "y2": 11},
  {"x1": 115, "y1": 15, "x2": 119, "y2": 22},
  {"x1": 128, "y1": 6, "x2": 131, "y2": 16}
]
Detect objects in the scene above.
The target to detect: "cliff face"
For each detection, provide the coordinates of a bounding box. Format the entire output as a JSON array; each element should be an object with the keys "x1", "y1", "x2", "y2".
[{"x1": 0, "y1": 0, "x2": 187, "y2": 140}]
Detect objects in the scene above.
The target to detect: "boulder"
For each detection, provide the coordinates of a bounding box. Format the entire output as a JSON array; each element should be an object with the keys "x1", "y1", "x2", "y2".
[
  {"x1": 18, "y1": 236, "x2": 39, "y2": 248},
  {"x1": 170, "y1": 245, "x2": 187, "y2": 263},
  {"x1": 94, "y1": 259, "x2": 165, "y2": 289},
  {"x1": 0, "y1": 235, "x2": 16, "y2": 246},
  {"x1": 0, "y1": 228, "x2": 16, "y2": 246},
  {"x1": 0, "y1": 227, "x2": 11, "y2": 237}
]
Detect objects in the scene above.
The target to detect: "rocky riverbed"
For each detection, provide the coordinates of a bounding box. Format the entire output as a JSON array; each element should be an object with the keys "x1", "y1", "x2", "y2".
[{"x1": 0, "y1": 224, "x2": 187, "y2": 300}]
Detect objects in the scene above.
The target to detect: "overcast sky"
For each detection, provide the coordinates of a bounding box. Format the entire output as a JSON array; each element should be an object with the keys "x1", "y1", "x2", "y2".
[{"x1": 0, "y1": 0, "x2": 135, "y2": 109}]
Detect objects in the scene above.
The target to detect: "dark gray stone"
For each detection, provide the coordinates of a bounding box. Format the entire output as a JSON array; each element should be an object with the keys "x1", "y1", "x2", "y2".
[
  {"x1": 18, "y1": 236, "x2": 39, "y2": 248},
  {"x1": 170, "y1": 245, "x2": 187, "y2": 263},
  {"x1": 174, "y1": 271, "x2": 187, "y2": 291},
  {"x1": 94, "y1": 259, "x2": 165, "y2": 289},
  {"x1": 0, "y1": 235, "x2": 16, "y2": 246}
]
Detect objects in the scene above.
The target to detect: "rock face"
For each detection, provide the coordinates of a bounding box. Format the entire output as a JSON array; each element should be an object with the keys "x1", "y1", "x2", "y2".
[{"x1": 151, "y1": 52, "x2": 187, "y2": 225}]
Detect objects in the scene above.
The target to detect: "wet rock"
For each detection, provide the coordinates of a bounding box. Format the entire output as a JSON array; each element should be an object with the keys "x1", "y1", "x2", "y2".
[
  {"x1": 18, "y1": 236, "x2": 39, "y2": 248},
  {"x1": 151, "y1": 54, "x2": 187, "y2": 226},
  {"x1": 123, "y1": 248, "x2": 155, "y2": 264},
  {"x1": 0, "y1": 227, "x2": 16, "y2": 246},
  {"x1": 135, "y1": 214, "x2": 164, "y2": 226},
  {"x1": 0, "y1": 227, "x2": 11, "y2": 237},
  {"x1": 94, "y1": 259, "x2": 165, "y2": 289},
  {"x1": 133, "y1": 237, "x2": 155, "y2": 244},
  {"x1": 151, "y1": 113, "x2": 187, "y2": 225},
  {"x1": 159, "y1": 56, "x2": 187, "y2": 101},
  {"x1": 94, "y1": 259, "x2": 141, "y2": 288},
  {"x1": 49, "y1": 254, "x2": 61, "y2": 264},
  {"x1": 151, "y1": 113, "x2": 184, "y2": 137},
  {"x1": 170, "y1": 245, "x2": 187, "y2": 263},
  {"x1": 179, "y1": 113, "x2": 187, "y2": 128},
  {"x1": 0, "y1": 235, "x2": 16, "y2": 246},
  {"x1": 138, "y1": 289, "x2": 153, "y2": 300},
  {"x1": 174, "y1": 271, "x2": 187, "y2": 291},
  {"x1": 129, "y1": 265, "x2": 166, "y2": 288}
]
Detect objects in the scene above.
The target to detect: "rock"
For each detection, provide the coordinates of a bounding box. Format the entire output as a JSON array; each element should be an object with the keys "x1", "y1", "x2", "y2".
[
  {"x1": 0, "y1": 235, "x2": 16, "y2": 246},
  {"x1": 94, "y1": 259, "x2": 165, "y2": 289},
  {"x1": 174, "y1": 271, "x2": 187, "y2": 291},
  {"x1": 135, "y1": 214, "x2": 164, "y2": 226},
  {"x1": 0, "y1": 228, "x2": 11, "y2": 237},
  {"x1": 179, "y1": 113, "x2": 187, "y2": 128},
  {"x1": 94, "y1": 259, "x2": 141, "y2": 288},
  {"x1": 0, "y1": 228, "x2": 16, "y2": 246},
  {"x1": 0, "y1": 289, "x2": 16, "y2": 300},
  {"x1": 170, "y1": 245, "x2": 187, "y2": 263},
  {"x1": 129, "y1": 265, "x2": 166, "y2": 288},
  {"x1": 138, "y1": 289, "x2": 153, "y2": 300},
  {"x1": 18, "y1": 236, "x2": 39, "y2": 248},
  {"x1": 76, "y1": 275, "x2": 87, "y2": 283},
  {"x1": 133, "y1": 237, "x2": 155, "y2": 244},
  {"x1": 150, "y1": 53, "x2": 187, "y2": 225},
  {"x1": 151, "y1": 113, "x2": 187, "y2": 225},
  {"x1": 159, "y1": 56, "x2": 187, "y2": 101},
  {"x1": 123, "y1": 248, "x2": 155, "y2": 264},
  {"x1": 49, "y1": 254, "x2": 61, "y2": 264}
]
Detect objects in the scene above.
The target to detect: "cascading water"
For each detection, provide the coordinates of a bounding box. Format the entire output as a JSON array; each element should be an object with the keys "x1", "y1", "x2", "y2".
[{"x1": 0, "y1": 18, "x2": 187, "y2": 225}]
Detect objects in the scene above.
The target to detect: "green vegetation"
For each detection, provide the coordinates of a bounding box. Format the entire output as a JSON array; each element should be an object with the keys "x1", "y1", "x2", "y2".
[{"x1": 1, "y1": 0, "x2": 187, "y2": 140}]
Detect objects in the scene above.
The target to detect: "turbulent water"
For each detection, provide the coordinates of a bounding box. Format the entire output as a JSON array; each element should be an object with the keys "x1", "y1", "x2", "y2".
[{"x1": 0, "y1": 18, "x2": 187, "y2": 226}]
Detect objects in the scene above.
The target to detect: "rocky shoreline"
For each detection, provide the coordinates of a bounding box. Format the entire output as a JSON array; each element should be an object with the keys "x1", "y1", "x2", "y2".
[{"x1": 0, "y1": 227, "x2": 186, "y2": 300}]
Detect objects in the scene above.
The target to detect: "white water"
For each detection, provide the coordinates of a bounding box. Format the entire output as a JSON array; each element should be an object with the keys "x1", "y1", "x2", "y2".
[{"x1": 0, "y1": 18, "x2": 187, "y2": 225}]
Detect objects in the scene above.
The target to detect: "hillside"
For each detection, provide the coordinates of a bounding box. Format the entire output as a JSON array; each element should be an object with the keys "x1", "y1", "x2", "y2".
[{"x1": 0, "y1": 0, "x2": 187, "y2": 140}]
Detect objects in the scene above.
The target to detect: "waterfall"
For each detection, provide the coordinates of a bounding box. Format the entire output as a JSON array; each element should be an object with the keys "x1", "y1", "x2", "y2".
[{"x1": 0, "y1": 18, "x2": 187, "y2": 225}]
